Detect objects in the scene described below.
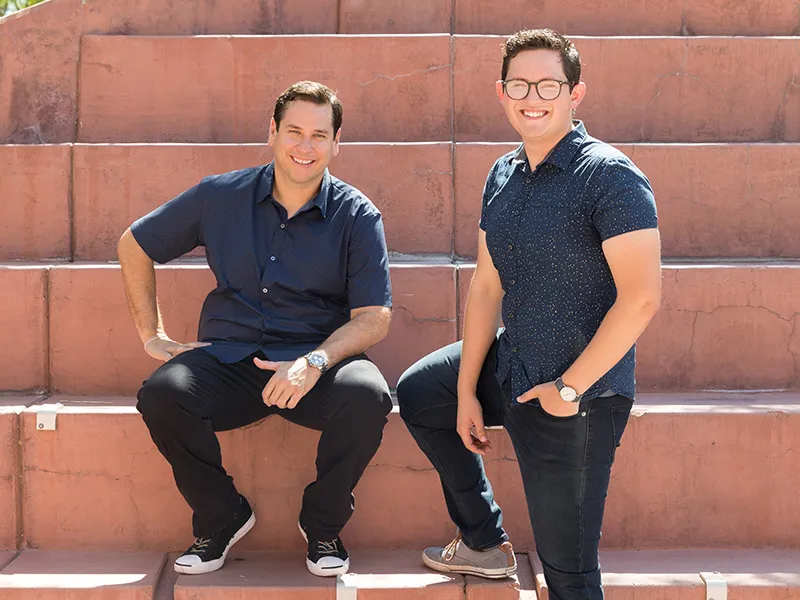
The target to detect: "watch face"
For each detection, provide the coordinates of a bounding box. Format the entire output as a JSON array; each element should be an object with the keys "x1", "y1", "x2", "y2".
[
  {"x1": 560, "y1": 386, "x2": 578, "y2": 402},
  {"x1": 308, "y1": 353, "x2": 324, "y2": 368}
]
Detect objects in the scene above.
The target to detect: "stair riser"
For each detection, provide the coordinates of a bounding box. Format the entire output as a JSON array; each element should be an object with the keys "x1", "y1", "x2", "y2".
[
  {"x1": 76, "y1": 37, "x2": 800, "y2": 144},
  {"x1": 16, "y1": 404, "x2": 800, "y2": 551}
]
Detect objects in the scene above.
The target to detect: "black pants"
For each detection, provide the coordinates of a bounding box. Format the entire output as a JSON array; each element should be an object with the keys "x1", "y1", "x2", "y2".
[
  {"x1": 136, "y1": 349, "x2": 393, "y2": 541},
  {"x1": 397, "y1": 338, "x2": 633, "y2": 600}
]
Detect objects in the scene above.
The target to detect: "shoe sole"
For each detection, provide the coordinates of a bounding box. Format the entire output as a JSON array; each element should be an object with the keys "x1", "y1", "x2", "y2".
[
  {"x1": 421, "y1": 550, "x2": 517, "y2": 580},
  {"x1": 298, "y1": 520, "x2": 350, "y2": 577},
  {"x1": 174, "y1": 511, "x2": 256, "y2": 575}
]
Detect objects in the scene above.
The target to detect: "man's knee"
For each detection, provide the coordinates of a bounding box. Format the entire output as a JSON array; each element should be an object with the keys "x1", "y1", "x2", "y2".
[
  {"x1": 136, "y1": 362, "x2": 195, "y2": 423},
  {"x1": 334, "y1": 368, "x2": 392, "y2": 428},
  {"x1": 396, "y1": 361, "x2": 437, "y2": 425}
]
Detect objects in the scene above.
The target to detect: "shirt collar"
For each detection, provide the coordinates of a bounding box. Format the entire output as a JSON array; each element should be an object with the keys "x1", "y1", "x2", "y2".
[
  {"x1": 509, "y1": 120, "x2": 587, "y2": 172},
  {"x1": 256, "y1": 162, "x2": 331, "y2": 219}
]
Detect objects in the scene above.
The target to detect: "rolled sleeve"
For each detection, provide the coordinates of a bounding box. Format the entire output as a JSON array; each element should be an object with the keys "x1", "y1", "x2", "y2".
[
  {"x1": 592, "y1": 159, "x2": 658, "y2": 241},
  {"x1": 346, "y1": 206, "x2": 392, "y2": 309},
  {"x1": 130, "y1": 181, "x2": 206, "y2": 264}
]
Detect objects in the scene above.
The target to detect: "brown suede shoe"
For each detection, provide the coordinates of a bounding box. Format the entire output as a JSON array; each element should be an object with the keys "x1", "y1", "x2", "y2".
[{"x1": 422, "y1": 532, "x2": 517, "y2": 579}]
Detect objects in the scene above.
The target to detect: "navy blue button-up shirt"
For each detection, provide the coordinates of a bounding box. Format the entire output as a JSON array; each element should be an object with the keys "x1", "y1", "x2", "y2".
[
  {"x1": 480, "y1": 122, "x2": 658, "y2": 401},
  {"x1": 131, "y1": 162, "x2": 392, "y2": 363}
]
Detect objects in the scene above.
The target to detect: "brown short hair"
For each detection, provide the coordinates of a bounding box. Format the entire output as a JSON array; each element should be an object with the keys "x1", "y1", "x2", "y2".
[
  {"x1": 501, "y1": 29, "x2": 581, "y2": 88},
  {"x1": 273, "y1": 81, "x2": 343, "y2": 135}
]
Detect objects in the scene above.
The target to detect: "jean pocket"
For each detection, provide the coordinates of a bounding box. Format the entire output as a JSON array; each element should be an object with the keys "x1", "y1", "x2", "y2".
[{"x1": 532, "y1": 401, "x2": 585, "y2": 421}]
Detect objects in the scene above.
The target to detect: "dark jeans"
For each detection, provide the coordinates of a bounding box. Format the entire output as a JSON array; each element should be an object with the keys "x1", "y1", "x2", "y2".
[
  {"x1": 396, "y1": 339, "x2": 633, "y2": 600},
  {"x1": 136, "y1": 349, "x2": 392, "y2": 541}
]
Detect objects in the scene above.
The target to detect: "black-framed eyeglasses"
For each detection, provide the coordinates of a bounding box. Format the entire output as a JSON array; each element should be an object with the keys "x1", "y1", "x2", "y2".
[{"x1": 502, "y1": 78, "x2": 571, "y2": 101}]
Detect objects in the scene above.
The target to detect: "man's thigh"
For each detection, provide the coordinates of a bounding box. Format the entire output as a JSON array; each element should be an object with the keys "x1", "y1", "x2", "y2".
[
  {"x1": 397, "y1": 336, "x2": 508, "y2": 429},
  {"x1": 280, "y1": 355, "x2": 392, "y2": 431},
  {"x1": 503, "y1": 395, "x2": 634, "y2": 572},
  {"x1": 139, "y1": 349, "x2": 273, "y2": 432}
]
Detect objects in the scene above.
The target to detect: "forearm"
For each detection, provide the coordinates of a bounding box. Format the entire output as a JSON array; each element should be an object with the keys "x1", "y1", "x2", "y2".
[
  {"x1": 316, "y1": 308, "x2": 392, "y2": 368},
  {"x1": 562, "y1": 297, "x2": 659, "y2": 395},
  {"x1": 457, "y1": 286, "x2": 502, "y2": 396},
  {"x1": 118, "y1": 228, "x2": 164, "y2": 343}
]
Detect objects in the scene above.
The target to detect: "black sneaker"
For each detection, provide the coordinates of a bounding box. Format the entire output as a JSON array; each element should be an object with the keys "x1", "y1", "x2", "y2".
[
  {"x1": 174, "y1": 495, "x2": 256, "y2": 575},
  {"x1": 298, "y1": 519, "x2": 350, "y2": 577}
]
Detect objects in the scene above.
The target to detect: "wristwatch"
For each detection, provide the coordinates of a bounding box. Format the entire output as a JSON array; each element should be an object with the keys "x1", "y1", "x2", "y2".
[
  {"x1": 304, "y1": 351, "x2": 329, "y2": 375},
  {"x1": 555, "y1": 377, "x2": 581, "y2": 403}
]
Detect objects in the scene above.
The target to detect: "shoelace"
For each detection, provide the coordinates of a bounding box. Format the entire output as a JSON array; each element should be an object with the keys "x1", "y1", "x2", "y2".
[
  {"x1": 189, "y1": 537, "x2": 212, "y2": 553},
  {"x1": 443, "y1": 533, "x2": 462, "y2": 562},
  {"x1": 317, "y1": 539, "x2": 341, "y2": 557}
]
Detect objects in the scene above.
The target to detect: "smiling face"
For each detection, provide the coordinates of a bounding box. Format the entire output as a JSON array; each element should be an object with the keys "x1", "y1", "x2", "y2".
[
  {"x1": 269, "y1": 100, "x2": 340, "y2": 189},
  {"x1": 496, "y1": 49, "x2": 586, "y2": 149}
]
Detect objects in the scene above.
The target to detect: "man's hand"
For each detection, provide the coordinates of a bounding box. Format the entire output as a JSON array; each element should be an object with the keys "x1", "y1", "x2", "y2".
[
  {"x1": 457, "y1": 393, "x2": 491, "y2": 455},
  {"x1": 517, "y1": 381, "x2": 579, "y2": 418},
  {"x1": 254, "y1": 357, "x2": 322, "y2": 409},
  {"x1": 144, "y1": 334, "x2": 210, "y2": 362}
]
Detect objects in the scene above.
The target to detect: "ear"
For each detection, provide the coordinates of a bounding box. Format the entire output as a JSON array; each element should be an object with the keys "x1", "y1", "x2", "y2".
[
  {"x1": 332, "y1": 129, "x2": 341, "y2": 157},
  {"x1": 495, "y1": 80, "x2": 506, "y2": 103},
  {"x1": 570, "y1": 81, "x2": 587, "y2": 112},
  {"x1": 268, "y1": 117, "x2": 277, "y2": 146}
]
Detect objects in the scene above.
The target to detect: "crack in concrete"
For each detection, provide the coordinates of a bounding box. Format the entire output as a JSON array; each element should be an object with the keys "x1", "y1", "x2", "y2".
[
  {"x1": 393, "y1": 305, "x2": 456, "y2": 324},
  {"x1": 357, "y1": 64, "x2": 452, "y2": 87},
  {"x1": 637, "y1": 40, "x2": 708, "y2": 141},
  {"x1": 26, "y1": 466, "x2": 124, "y2": 481},
  {"x1": 773, "y1": 75, "x2": 800, "y2": 141}
]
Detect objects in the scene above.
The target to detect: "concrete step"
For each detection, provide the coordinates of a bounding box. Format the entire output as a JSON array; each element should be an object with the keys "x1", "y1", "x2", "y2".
[
  {"x1": 452, "y1": 0, "x2": 800, "y2": 36},
  {"x1": 0, "y1": 398, "x2": 27, "y2": 550},
  {"x1": 458, "y1": 260, "x2": 800, "y2": 392},
  {"x1": 77, "y1": 35, "x2": 453, "y2": 144},
  {"x1": 0, "y1": 550, "x2": 166, "y2": 599},
  {"x1": 4, "y1": 260, "x2": 800, "y2": 394},
  {"x1": 76, "y1": 36, "x2": 800, "y2": 144},
  {"x1": 454, "y1": 143, "x2": 800, "y2": 259},
  {"x1": 0, "y1": 145, "x2": 72, "y2": 261},
  {"x1": 6, "y1": 142, "x2": 799, "y2": 261},
  {"x1": 455, "y1": 36, "x2": 800, "y2": 144},
  {"x1": 172, "y1": 550, "x2": 535, "y2": 600},
  {"x1": 531, "y1": 550, "x2": 800, "y2": 600},
  {"x1": 70, "y1": 143, "x2": 454, "y2": 260},
  {"x1": 8, "y1": 393, "x2": 800, "y2": 551}
]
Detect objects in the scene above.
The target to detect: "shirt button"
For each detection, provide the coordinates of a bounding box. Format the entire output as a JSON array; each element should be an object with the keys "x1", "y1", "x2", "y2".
[
  {"x1": 262, "y1": 288, "x2": 268, "y2": 294},
  {"x1": 280, "y1": 224, "x2": 286, "y2": 229},
  {"x1": 507, "y1": 244, "x2": 514, "y2": 251},
  {"x1": 270, "y1": 256, "x2": 276, "y2": 261},
  {"x1": 513, "y1": 347, "x2": 519, "y2": 353},
  {"x1": 510, "y1": 279, "x2": 516, "y2": 285},
  {"x1": 525, "y1": 177, "x2": 532, "y2": 183},
  {"x1": 508, "y1": 312, "x2": 515, "y2": 319},
  {"x1": 513, "y1": 210, "x2": 520, "y2": 217}
]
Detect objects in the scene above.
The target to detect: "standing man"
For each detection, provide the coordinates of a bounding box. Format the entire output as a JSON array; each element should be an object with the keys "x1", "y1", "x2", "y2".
[
  {"x1": 118, "y1": 81, "x2": 393, "y2": 577},
  {"x1": 397, "y1": 30, "x2": 661, "y2": 598}
]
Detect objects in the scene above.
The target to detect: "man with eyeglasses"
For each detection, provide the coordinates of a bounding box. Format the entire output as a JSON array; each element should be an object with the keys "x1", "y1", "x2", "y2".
[{"x1": 396, "y1": 29, "x2": 661, "y2": 598}]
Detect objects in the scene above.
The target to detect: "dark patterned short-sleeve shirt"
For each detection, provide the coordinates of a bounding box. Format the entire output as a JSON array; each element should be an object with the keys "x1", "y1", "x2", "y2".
[
  {"x1": 131, "y1": 163, "x2": 392, "y2": 364},
  {"x1": 480, "y1": 121, "x2": 658, "y2": 400}
]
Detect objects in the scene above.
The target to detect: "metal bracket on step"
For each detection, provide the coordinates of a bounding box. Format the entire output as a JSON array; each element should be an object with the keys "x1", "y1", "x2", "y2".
[
  {"x1": 337, "y1": 574, "x2": 357, "y2": 600},
  {"x1": 35, "y1": 403, "x2": 63, "y2": 431},
  {"x1": 700, "y1": 571, "x2": 728, "y2": 600}
]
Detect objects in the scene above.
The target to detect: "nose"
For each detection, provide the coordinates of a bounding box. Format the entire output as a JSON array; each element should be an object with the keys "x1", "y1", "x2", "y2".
[{"x1": 298, "y1": 136, "x2": 314, "y2": 152}]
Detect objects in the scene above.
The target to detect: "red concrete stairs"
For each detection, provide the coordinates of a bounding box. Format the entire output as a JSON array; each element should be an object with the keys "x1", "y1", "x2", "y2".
[{"x1": 1, "y1": 0, "x2": 799, "y2": 597}]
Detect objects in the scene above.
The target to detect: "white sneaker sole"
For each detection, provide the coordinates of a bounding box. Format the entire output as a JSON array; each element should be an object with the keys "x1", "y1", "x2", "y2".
[
  {"x1": 298, "y1": 520, "x2": 350, "y2": 577},
  {"x1": 174, "y1": 511, "x2": 256, "y2": 575},
  {"x1": 422, "y1": 550, "x2": 516, "y2": 579}
]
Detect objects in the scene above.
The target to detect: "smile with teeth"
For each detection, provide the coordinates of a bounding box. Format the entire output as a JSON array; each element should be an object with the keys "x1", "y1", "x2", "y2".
[
  {"x1": 291, "y1": 156, "x2": 315, "y2": 165},
  {"x1": 522, "y1": 109, "x2": 548, "y2": 119}
]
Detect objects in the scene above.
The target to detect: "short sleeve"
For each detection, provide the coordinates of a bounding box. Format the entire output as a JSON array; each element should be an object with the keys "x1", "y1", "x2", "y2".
[
  {"x1": 130, "y1": 181, "x2": 206, "y2": 264},
  {"x1": 346, "y1": 205, "x2": 392, "y2": 309},
  {"x1": 479, "y1": 160, "x2": 501, "y2": 232},
  {"x1": 591, "y1": 159, "x2": 658, "y2": 241}
]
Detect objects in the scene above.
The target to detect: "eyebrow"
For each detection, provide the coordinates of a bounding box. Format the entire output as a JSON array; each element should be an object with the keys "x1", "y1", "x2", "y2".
[{"x1": 285, "y1": 124, "x2": 331, "y2": 135}]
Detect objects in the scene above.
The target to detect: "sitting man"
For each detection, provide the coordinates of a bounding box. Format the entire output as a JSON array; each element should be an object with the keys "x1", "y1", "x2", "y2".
[{"x1": 118, "y1": 81, "x2": 394, "y2": 577}]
